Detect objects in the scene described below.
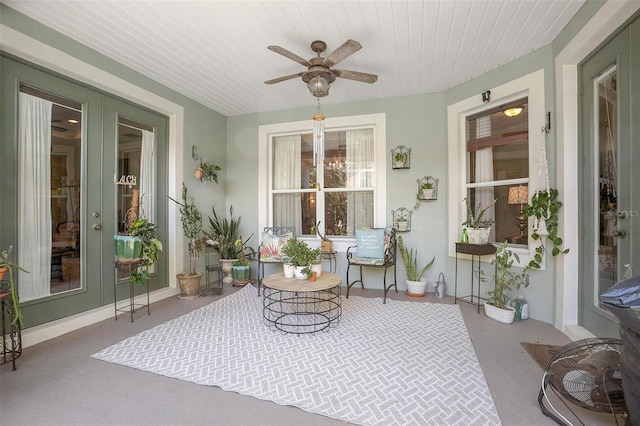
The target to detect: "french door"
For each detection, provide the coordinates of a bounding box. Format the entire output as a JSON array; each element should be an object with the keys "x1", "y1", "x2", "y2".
[
  {"x1": 579, "y1": 17, "x2": 640, "y2": 337},
  {"x1": 0, "y1": 57, "x2": 167, "y2": 328}
]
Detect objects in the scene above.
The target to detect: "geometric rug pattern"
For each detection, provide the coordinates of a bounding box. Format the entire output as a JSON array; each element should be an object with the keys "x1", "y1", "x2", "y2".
[{"x1": 92, "y1": 284, "x2": 501, "y2": 425}]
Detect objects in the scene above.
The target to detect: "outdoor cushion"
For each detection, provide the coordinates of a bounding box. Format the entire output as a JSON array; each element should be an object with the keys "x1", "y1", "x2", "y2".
[{"x1": 259, "y1": 232, "x2": 293, "y2": 262}]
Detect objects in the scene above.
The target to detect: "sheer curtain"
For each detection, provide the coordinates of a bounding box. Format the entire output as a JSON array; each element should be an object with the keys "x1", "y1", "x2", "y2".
[
  {"x1": 475, "y1": 115, "x2": 495, "y2": 240},
  {"x1": 346, "y1": 128, "x2": 374, "y2": 233},
  {"x1": 139, "y1": 129, "x2": 155, "y2": 222},
  {"x1": 273, "y1": 135, "x2": 302, "y2": 234},
  {"x1": 18, "y1": 93, "x2": 53, "y2": 301}
]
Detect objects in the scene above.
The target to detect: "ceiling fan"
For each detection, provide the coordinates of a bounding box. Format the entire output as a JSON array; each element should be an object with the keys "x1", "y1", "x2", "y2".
[{"x1": 264, "y1": 39, "x2": 378, "y2": 98}]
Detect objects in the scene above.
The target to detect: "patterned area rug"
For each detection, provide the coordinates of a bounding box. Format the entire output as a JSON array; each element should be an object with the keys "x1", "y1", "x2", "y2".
[{"x1": 92, "y1": 285, "x2": 500, "y2": 425}]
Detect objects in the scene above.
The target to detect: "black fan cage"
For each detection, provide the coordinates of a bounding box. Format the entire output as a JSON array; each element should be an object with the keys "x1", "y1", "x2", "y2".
[{"x1": 539, "y1": 338, "x2": 627, "y2": 425}]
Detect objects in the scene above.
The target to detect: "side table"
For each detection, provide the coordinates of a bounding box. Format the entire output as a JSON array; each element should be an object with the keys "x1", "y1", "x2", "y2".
[
  {"x1": 454, "y1": 243, "x2": 496, "y2": 313},
  {"x1": 321, "y1": 250, "x2": 337, "y2": 273},
  {"x1": 113, "y1": 260, "x2": 150, "y2": 322},
  {"x1": 0, "y1": 286, "x2": 21, "y2": 371}
]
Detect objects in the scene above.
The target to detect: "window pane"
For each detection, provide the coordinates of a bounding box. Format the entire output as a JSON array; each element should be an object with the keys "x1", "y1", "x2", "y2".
[{"x1": 466, "y1": 98, "x2": 529, "y2": 246}]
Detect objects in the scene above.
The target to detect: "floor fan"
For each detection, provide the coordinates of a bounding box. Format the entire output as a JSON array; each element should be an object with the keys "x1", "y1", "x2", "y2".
[{"x1": 538, "y1": 338, "x2": 627, "y2": 425}]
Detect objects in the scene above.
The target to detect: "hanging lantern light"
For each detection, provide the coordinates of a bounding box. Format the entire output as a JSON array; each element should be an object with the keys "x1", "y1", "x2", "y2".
[{"x1": 312, "y1": 98, "x2": 325, "y2": 166}]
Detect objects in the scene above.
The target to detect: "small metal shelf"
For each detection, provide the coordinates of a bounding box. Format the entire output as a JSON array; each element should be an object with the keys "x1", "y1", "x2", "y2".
[{"x1": 391, "y1": 207, "x2": 412, "y2": 232}]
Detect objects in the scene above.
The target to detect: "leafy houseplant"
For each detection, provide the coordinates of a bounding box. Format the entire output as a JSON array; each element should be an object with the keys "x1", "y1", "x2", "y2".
[
  {"x1": 414, "y1": 182, "x2": 435, "y2": 209},
  {"x1": 523, "y1": 188, "x2": 569, "y2": 271},
  {"x1": 168, "y1": 183, "x2": 204, "y2": 298},
  {"x1": 398, "y1": 236, "x2": 435, "y2": 297},
  {"x1": 477, "y1": 241, "x2": 530, "y2": 324},
  {"x1": 394, "y1": 151, "x2": 408, "y2": 167},
  {"x1": 462, "y1": 197, "x2": 497, "y2": 244},
  {"x1": 281, "y1": 239, "x2": 321, "y2": 279},
  {"x1": 194, "y1": 162, "x2": 221, "y2": 183},
  {"x1": 207, "y1": 206, "x2": 246, "y2": 260},
  {"x1": 0, "y1": 246, "x2": 28, "y2": 326},
  {"x1": 123, "y1": 218, "x2": 163, "y2": 287}
]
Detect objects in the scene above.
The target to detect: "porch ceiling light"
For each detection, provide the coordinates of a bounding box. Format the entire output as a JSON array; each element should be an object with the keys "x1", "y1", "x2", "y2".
[{"x1": 503, "y1": 106, "x2": 524, "y2": 117}]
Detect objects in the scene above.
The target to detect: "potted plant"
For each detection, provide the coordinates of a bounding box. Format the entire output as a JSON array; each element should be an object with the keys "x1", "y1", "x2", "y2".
[
  {"x1": 315, "y1": 220, "x2": 332, "y2": 252},
  {"x1": 398, "y1": 236, "x2": 435, "y2": 298},
  {"x1": 0, "y1": 246, "x2": 28, "y2": 326},
  {"x1": 462, "y1": 197, "x2": 497, "y2": 244},
  {"x1": 479, "y1": 241, "x2": 530, "y2": 324},
  {"x1": 114, "y1": 216, "x2": 163, "y2": 287},
  {"x1": 281, "y1": 239, "x2": 321, "y2": 280},
  {"x1": 206, "y1": 206, "x2": 252, "y2": 285},
  {"x1": 169, "y1": 183, "x2": 204, "y2": 299},
  {"x1": 393, "y1": 151, "x2": 408, "y2": 168},
  {"x1": 231, "y1": 235, "x2": 252, "y2": 285},
  {"x1": 194, "y1": 162, "x2": 221, "y2": 183},
  {"x1": 523, "y1": 188, "x2": 569, "y2": 271}
]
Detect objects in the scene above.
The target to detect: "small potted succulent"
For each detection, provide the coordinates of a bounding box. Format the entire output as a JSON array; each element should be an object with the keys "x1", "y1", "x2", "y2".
[
  {"x1": 315, "y1": 220, "x2": 332, "y2": 252},
  {"x1": 462, "y1": 197, "x2": 497, "y2": 244}
]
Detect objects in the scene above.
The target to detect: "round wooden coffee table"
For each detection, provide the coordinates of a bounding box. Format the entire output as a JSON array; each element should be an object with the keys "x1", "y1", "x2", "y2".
[{"x1": 262, "y1": 272, "x2": 342, "y2": 335}]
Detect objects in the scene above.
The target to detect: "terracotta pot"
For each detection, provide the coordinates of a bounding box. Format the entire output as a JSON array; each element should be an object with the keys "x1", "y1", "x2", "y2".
[
  {"x1": 0, "y1": 266, "x2": 8, "y2": 282},
  {"x1": 177, "y1": 272, "x2": 202, "y2": 299},
  {"x1": 194, "y1": 167, "x2": 204, "y2": 180}
]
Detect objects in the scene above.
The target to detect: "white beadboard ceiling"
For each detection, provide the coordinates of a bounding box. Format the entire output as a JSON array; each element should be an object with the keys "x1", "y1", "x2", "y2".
[{"x1": 3, "y1": 0, "x2": 585, "y2": 117}]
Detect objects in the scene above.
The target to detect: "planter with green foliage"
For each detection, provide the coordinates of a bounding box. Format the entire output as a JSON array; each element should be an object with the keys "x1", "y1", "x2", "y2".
[
  {"x1": 117, "y1": 218, "x2": 163, "y2": 287},
  {"x1": 169, "y1": 183, "x2": 204, "y2": 299},
  {"x1": 522, "y1": 188, "x2": 569, "y2": 271},
  {"x1": 398, "y1": 236, "x2": 435, "y2": 297},
  {"x1": 462, "y1": 197, "x2": 496, "y2": 244},
  {"x1": 281, "y1": 239, "x2": 321, "y2": 280},
  {"x1": 0, "y1": 246, "x2": 28, "y2": 326}
]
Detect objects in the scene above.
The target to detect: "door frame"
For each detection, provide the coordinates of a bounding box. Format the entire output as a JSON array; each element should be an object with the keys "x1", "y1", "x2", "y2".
[
  {"x1": 555, "y1": 2, "x2": 640, "y2": 340},
  {"x1": 2, "y1": 24, "x2": 185, "y2": 347}
]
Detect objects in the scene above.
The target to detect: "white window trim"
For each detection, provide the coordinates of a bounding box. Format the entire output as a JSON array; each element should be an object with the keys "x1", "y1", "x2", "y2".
[
  {"x1": 447, "y1": 69, "x2": 545, "y2": 268},
  {"x1": 258, "y1": 113, "x2": 386, "y2": 253}
]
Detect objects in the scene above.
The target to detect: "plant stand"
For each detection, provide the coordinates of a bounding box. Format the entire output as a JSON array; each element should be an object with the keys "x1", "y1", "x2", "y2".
[
  {"x1": 0, "y1": 289, "x2": 21, "y2": 371},
  {"x1": 454, "y1": 243, "x2": 496, "y2": 313},
  {"x1": 113, "y1": 260, "x2": 150, "y2": 322}
]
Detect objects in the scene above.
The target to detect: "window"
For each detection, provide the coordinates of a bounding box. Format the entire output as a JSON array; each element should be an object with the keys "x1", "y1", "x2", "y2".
[
  {"x1": 447, "y1": 70, "x2": 545, "y2": 265},
  {"x1": 259, "y1": 114, "x2": 386, "y2": 249}
]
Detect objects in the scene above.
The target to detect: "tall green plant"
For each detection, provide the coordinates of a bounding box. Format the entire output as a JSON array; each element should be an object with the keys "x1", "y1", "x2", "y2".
[
  {"x1": 127, "y1": 218, "x2": 163, "y2": 284},
  {"x1": 207, "y1": 206, "x2": 252, "y2": 259},
  {"x1": 462, "y1": 197, "x2": 497, "y2": 228},
  {"x1": 168, "y1": 183, "x2": 203, "y2": 275},
  {"x1": 397, "y1": 236, "x2": 435, "y2": 281},
  {"x1": 479, "y1": 241, "x2": 530, "y2": 309}
]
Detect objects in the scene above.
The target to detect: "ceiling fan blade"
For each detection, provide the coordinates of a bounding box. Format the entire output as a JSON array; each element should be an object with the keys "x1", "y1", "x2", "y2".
[
  {"x1": 323, "y1": 39, "x2": 362, "y2": 67},
  {"x1": 264, "y1": 72, "x2": 306, "y2": 85},
  {"x1": 332, "y1": 69, "x2": 378, "y2": 84},
  {"x1": 267, "y1": 45, "x2": 311, "y2": 67}
]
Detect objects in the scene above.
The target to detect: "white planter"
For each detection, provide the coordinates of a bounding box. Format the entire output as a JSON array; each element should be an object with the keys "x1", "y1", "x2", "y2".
[
  {"x1": 310, "y1": 263, "x2": 322, "y2": 278},
  {"x1": 406, "y1": 279, "x2": 427, "y2": 298},
  {"x1": 396, "y1": 220, "x2": 409, "y2": 232},
  {"x1": 220, "y1": 259, "x2": 237, "y2": 284},
  {"x1": 484, "y1": 302, "x2": 515, "y2": 324},
  {"x1": 283, "y1": 263, "x2": 295, "y2": 278},
  {"x1": 294, "y1": 266, "x2": 309, "y2": 280},
  {"x1": 467, "y1": 228, "x2": 490, "y2": 244},
  {"x1": 420, "y1": 188, "x2": 435, "y2": 199}
]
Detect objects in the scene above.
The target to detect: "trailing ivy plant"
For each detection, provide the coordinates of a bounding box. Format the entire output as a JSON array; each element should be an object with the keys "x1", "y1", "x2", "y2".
[{"x1": 523, "y1": 188, "x2": 569, "y2": 271}]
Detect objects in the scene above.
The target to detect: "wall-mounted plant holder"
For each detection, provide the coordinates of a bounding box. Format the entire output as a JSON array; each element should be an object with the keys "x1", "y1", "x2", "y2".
[
  {"x1": 391, "y1": 207, "x2": 412, "y2": 232},
  {"x1": 417, "y1": 176, "x2": 439, "y2": 201},
  {"x1": 192, "y1": 145, "x2": 221, "y2": 184},
  {"x1": 391, "y1": 145, "x2": 411, "y2": 169}
]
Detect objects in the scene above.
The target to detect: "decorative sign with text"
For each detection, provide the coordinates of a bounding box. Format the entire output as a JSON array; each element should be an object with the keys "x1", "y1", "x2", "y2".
[
  {"x1": 114, "y1": 174, "x2": 137, "y2": 189},
  {"x1": 355, "y1": 229, "x2": 385, "y2": 258}
]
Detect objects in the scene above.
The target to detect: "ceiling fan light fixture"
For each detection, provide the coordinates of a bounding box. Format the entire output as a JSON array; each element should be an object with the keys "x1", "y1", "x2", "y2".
[
  {"x1": 504, "y1": 106, "x2": 524, "y2": 117},
  {"x1": 307, "y1": 74, "x2": 331, "y2": 97}
]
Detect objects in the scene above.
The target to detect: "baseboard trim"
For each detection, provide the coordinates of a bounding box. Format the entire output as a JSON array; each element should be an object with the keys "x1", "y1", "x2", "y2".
[
  {"x1": 21, "y1": 287, "x2": 178, "y2": 348},
  {"x1": 563, "y1": 324, "x2": 596, "y2": 341}
]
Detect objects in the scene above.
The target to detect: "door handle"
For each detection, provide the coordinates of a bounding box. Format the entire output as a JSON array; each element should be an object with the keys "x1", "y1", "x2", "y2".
[
  {"x1": 611, "y1": 229, "x2": 627, "y2": 238},
  {"x1": 92, "y1": 224, "x2": 103, "y2": 231}
]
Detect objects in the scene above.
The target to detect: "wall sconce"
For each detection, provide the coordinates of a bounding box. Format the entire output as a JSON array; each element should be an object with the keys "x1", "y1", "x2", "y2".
[{"x1": 482, "y1": 90, "x2": 491, "y2": 103}]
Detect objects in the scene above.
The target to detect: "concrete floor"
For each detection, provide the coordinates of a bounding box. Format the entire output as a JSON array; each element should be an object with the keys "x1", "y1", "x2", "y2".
[{"x1": 0, "y1": 284, "x2": 620, "y2": 425}]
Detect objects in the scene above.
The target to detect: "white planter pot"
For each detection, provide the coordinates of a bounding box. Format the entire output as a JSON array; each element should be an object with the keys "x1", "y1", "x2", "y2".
[
  {"x1": 406, "y1": 279, "x2": 427, "y2": 298},
  {"x1": 420, "y1": 188, "x2": 435, "y2": 200},
  {"x1": 467, "y1": 228, "x2": 490, "y2": 244},
  {"x1": 396, "y1": 220, "x2": 409, "y2": 232},
  {"x1": 310, "y1": 263, "x2": 322, "y2": 278},
  {"x1": 283, "y1": 263, "x2": 295, "y2": 278},
  {"x1": 220, "y1": 259, "x2": 237, "y2": 284},
  {"x1": 484, "y1": 302, "x2": 515, "y2": 324},
  {"x1": 294, "y1": 266, "x2": 309, "y2": 280}
]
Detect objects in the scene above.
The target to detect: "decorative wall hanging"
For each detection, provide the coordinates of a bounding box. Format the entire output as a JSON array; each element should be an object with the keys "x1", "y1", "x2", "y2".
[
  {"x1": 414, "y1": 176, "x2": 439, "y2": 209},
  {"x1": 391, "y1": 145, "x2": 411, "y2": 169},
  {"x1": 192, "y1": 146, "x2": 221, "y2": 183},
  {"x1": 391, "y1": 207, "x2": 412, "y2": 232}
]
